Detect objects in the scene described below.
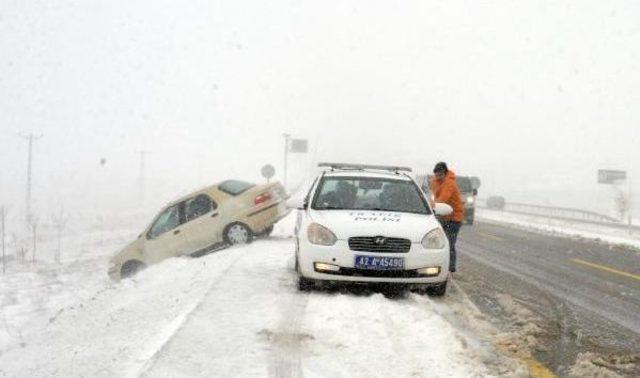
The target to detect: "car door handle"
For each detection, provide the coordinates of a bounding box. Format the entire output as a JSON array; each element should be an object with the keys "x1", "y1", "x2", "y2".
[
  {"x1": 211, "y1": 212, "x2": 219, "y2": 218},
  {"x1": 173, "y1": 229, "x2": 181, "y2": 235}
]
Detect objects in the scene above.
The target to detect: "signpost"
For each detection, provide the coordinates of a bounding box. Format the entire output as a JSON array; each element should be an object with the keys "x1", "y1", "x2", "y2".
[
  {"x1": 261, "y1": 164, "x2": 275, "y2": 183},
  {"x1": 598, "y1": 169, "x2": 631, "y2": 232},
  {"x1": 283, "y1": 134, "x2": 308, "y2": 189}
]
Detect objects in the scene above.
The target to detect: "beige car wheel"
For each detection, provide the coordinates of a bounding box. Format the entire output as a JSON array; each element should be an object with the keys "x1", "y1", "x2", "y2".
[
  {"x1": 121, "y1": 260, "x2": 145, "y2": 279},
  {"x1": 224, "y1": 223, "x2": 253, "y2": 245}
]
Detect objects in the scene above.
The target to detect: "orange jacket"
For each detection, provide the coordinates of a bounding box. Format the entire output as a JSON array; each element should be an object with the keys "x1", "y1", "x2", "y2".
[{"x1": 430, "y1": 170, "x2": 464, "y2": 222}]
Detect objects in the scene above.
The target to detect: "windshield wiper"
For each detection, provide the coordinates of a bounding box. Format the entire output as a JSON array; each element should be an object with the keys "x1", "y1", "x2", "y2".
[{"x1": 369, "y1": 207, "x2": 427, "y2": 214}]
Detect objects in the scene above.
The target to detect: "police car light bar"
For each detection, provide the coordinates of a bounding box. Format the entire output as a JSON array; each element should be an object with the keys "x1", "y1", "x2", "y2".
[{"x1": 318, "y1": 162, "x2": 412, "y2": 173}]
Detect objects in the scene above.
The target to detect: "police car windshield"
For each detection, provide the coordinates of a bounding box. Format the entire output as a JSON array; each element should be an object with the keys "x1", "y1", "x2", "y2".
[{"x1": 312, "y1": 177, "x2": 431, "y2": 215}]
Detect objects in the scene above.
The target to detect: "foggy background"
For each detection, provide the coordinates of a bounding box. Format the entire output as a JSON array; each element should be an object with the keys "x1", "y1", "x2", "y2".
[{"x1": 2, "y1": 0, "x2": 639, "y2": 224}]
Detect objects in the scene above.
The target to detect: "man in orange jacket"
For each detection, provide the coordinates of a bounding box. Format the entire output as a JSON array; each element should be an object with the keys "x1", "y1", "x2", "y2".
[{"x1": 430, "y1": 162, "x2": 464, "y2": 272}]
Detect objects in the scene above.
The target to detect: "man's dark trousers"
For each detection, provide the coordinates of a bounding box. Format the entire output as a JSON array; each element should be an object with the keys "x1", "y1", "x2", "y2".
[{"x1": 441, "y1": 221, "x2": 462, "y2": 272}]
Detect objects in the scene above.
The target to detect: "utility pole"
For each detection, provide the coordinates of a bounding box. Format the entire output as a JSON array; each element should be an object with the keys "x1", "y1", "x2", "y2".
[
  {"x1": 283, "y1": 133, "x2": 290, "y2": 189},
  {"x1": 19, "y1": 132, "x2": 42, "y2": 226},
  {"x1": 139, "y1": 150, "x2": 149, "y2": 205}
]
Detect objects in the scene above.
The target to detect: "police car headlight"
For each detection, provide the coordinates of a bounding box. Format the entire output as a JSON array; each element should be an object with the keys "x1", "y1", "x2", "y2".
[
  {"x1": 466, "y1": 196, "x2": 475, "y2": 204},
  {"x1": 307, "y1": 223, "x2": 337, "y2": 246},
  {"x1": 421, "y1": 228, "x2": 446, "y2": 249}
]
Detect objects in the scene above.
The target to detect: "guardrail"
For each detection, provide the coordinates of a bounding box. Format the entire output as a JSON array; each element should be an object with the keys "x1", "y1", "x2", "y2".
[
  {"x1": 476, "y1": 198, "x2": 640, "y2": 231},
  {"x1": 504, "y1": 201, "x2": 620, "y2": 223}
]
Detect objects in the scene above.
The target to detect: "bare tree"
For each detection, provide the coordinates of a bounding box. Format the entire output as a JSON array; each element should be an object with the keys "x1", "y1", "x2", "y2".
[
  {"x1": 8, "y1": 232, "x2": 25, "y2": 264},
  {"x1": 51, "y1": 206, "x2": 69, "y2": 263},
  {"x1": 29, "y1": 215, "x2": 39, "y2": 265},
  {"x1": 1, "y1": 206, "x2": 7, "y2": 273}
]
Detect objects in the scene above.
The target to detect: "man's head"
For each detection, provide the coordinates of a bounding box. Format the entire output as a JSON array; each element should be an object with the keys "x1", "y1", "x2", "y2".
[{"x1": 433, "y1": 161, "x2": 448, "y2": 180}]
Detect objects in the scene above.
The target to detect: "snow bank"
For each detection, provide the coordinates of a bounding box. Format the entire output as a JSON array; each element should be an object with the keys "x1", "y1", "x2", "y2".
[{"x1": 477, "y1": 209, "x2": 640, "y2": 250}]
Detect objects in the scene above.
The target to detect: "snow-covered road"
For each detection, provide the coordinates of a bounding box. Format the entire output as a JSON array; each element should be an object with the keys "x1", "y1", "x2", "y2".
[
  {"x1": 0, "y1": 218, "x2": 515, "y2": 377},
  {"x1": 140, "y1": 238, "x2": 492, "y2": 377}
]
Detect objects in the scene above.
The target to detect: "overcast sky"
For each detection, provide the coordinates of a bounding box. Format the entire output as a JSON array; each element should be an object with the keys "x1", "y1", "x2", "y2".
[{"x1": 1, "y1": 0, "x2": 639, "y2": 218}]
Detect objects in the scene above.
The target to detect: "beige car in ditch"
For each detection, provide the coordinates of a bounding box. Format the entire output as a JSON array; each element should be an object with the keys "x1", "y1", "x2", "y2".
[{"x1": 108, "y1": 180, "x2": 288, "y2": 280}]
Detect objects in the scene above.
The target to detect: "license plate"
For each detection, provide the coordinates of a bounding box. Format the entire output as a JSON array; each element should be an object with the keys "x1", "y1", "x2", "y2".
[{"x1": 354, "y1": 255, "x2": 404, "y2": 270}]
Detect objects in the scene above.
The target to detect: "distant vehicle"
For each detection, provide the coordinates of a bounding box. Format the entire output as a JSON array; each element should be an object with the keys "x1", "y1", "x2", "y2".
[
  {"x1": 289, "y1": 163, "x2": 453, "y2": 296},
  {"x1": 455, "y1": 176, "x2": 479, "y2": 224},
  {"x1": 486, "y1": 196, "x2": 506, "y2": 211},
  {"x1": 109, "y1": 180, "x2": 289, "y2": 280},
  {"x1": 416, "y1": 174, "x2": 479, "y2": 225}
]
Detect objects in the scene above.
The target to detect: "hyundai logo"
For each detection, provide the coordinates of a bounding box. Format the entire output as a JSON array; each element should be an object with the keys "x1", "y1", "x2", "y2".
[{"x1": 374, "y1": 236, "x2": 386, "y2": 245}]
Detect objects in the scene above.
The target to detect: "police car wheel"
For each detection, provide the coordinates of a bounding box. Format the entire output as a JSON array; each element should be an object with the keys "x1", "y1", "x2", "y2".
[
  {"x1": 426, "y1": 281, "x2": 447, "y2": 296},
  {"x1": 298, "y1": 275, "x2": 315, "y2": 291}
]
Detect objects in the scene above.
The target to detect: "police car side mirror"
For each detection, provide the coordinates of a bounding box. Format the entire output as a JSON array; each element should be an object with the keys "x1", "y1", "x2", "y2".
[
  {"x1": 434, "y1": 203, "x2": 453, "y2": 216},
  {"x1": 286, "y1": 197, "x2": 306, "y2": 210}
]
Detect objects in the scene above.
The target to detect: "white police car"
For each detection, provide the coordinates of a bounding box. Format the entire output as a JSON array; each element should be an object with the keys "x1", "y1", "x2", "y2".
[{"x1": 288, "y1": 163, "x2": 453, "y2": 296}]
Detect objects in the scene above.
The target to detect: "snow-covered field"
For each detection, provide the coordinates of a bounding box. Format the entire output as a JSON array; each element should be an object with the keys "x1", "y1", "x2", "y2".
[
  {"x1": 0, "y1": 212, "x2": 529, "y2": 377},
  {"x1": 0, "y1": 213, "x2": 146, "y2": 350},
  {"x1": 477, "y1": 208, "x2": 640, "y2": 250}
]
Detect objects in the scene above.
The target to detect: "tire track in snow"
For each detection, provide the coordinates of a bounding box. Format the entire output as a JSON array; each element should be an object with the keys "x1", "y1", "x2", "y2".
[
  {"x1": 378, "y1": 299, "x2": 418, "y2": 374},
  {"x1": 127, "y1": 250, "x2": 247, "y2": 378},
  {"x1": 270, "y1": 294, "x2": 308, "y2": 378},
  {"x1": 269, "y1": 257, "x2": 308, "y2": 378}
]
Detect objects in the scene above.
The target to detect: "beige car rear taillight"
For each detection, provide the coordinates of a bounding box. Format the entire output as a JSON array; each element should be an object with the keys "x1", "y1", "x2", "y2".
[{"x1": 254, "y1": 192, "x2": 272, "y2": 205}]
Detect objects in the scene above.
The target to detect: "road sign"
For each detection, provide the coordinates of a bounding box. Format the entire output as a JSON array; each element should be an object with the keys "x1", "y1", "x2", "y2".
[
  {"x1": 261, "y1": 164, "x2": 275, "y2": 180},
  {"x1": 598, "y1": 170, "x2": 626, "y2": 184},
  {"x1": 289, "y1": 139, "x2": 308, "y2": 153}
]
